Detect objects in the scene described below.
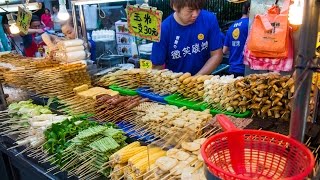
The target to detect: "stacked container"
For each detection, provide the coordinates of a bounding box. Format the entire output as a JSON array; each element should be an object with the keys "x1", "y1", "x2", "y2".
[{"x1": 115, "y1": 20, "x2": 138, "y2": 57}]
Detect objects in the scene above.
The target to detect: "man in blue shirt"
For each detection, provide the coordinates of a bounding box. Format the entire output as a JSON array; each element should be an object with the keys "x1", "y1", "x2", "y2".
[
  {"x1": 151, "y1": 0, "x2": 223, "y2": 75},
  {"x1": 223, "y1": 1, "x2": 250, "y2": 77}
]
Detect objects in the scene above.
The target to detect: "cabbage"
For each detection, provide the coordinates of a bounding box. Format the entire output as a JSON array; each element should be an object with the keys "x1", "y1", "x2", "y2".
[{"x1": 39, "y1": 107, "x2": 52, "y2": 114}]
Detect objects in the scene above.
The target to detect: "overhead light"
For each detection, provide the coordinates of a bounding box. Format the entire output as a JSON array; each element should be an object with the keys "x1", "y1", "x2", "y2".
[
  {"x1": 6, "y1": 13, "x2": 19, "y2": 34},
  {"x1": 288, "y1": 0, "x2": 304, "y2": 25},
  {"x1": 0, "y1": 2, "x2": 41, "y2": 13},
  {"x1": 58, "y1": 0, "x2": 69, "y2": 21},
  {"x1": 73, "y1": 0, "x2": 131, "y2": 5},
  {"x1": 9, "y1": 23, "x2": 19, "y2": 34}
]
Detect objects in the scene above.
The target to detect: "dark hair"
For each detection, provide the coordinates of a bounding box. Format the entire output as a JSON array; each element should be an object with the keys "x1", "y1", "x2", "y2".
[
  {"x1": 45, "y1": 8, "x2": 50, "y2": 13},
  {"x1": 53, "y1": 5, "x2": 59, "y2": 10},
  {"x1": 170, "y1": 0, "x2": 206, "y2": 11},
  {"x1": 61, "y1": 19, "x2": 80, "y2": 28},
  {"x1": 242, "y1": 1, "x2": 251, "y2": 15},
  {"x1": 30, "y1": 15, "x2": 40, "y2": 24}
]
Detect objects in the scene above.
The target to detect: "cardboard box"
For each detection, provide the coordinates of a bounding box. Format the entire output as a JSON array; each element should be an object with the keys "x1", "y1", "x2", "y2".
[
  {"x1": 116, "y1": 34, "x2": 135, "y2": 45},
  {"x1": 115, "y1": 20, "x2": 129, "y2": 34}
]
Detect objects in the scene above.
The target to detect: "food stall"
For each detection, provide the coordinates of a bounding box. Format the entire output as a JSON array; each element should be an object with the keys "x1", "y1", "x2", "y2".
[{"x1": 0, "y1": 0, "x2": 319, "y2": 179}]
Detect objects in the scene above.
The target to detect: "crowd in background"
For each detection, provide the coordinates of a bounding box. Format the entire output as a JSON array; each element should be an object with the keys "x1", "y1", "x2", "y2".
[{"x1": 40, "y1": 5, "x2": 61, "y2": 31}]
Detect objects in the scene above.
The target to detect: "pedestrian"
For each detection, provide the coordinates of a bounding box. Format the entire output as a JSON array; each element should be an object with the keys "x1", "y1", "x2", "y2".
[
  {"x1": 223, "y1": 1, "x2": 250, "y2": 77},
  {"x1": 41, "y1": 8, "x2": 53, "y2": 29}
]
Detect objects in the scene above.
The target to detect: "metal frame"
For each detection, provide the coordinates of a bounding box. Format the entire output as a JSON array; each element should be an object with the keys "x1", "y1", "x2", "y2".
[
  {"x1": 70, "y1": 0, "x2": 132, "y2": 48},
  {"x1": 289, "y1": 0, "x2": 320, "y2": 142}
]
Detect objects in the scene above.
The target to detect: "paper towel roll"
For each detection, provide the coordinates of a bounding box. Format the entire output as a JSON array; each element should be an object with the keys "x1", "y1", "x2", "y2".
[
  {"x1": 65, "y1": 46, "x2": 84, "y2": 52},
  {"x1": 59, "y1": 39, "x2": 84, "y2": 48},
  {"x1": 64, "y1": 50, "x2": 86, "y2": 62},
  {"x1": 57, "y1": 51, "x2": 86, "y2": 63}
]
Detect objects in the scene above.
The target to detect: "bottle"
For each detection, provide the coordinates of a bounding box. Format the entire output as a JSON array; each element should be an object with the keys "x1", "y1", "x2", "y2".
[{"x1": 130, "y1": 41, "x2": 138, "y2": 57}]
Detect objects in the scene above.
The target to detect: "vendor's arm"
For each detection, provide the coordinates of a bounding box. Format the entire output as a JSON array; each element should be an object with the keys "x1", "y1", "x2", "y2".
[
  {"x1": 41, "y1": 33, "x2": 60, "y2": 50},
  {"x1": 22, "y1": 28, "x2": 44, "y2": 35},
  {"x1": 151, "y1": 40, "x2": 167, "y2": 70},
  {"x1": 196, "y1": 49, "x2": 223, "y2": 75},
  {"x1": 151, "y1": 23, "x2": 169, "y2": 70}
]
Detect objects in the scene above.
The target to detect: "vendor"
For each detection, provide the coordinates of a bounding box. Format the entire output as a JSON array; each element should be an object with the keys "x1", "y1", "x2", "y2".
[
  {"x1": 21, "y1": 15, "x2": 45, "y2": 57},
  {"x1": 151, "y1": 0, "x2": 223, "y2": 75},
  {"x1": 42, "y1": 19, "x2": 96, "y2": 61},
  {"x1": 41, "y1": 19, "x2": 76, "y2": 50},
  {"x1": 223, "y1": 1, "x2": 250, "y2": 77}
]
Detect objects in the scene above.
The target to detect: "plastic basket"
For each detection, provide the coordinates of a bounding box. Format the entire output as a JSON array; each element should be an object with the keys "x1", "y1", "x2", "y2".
[
  {"x1": 109, "y1": 85, "x2": 138, "y2": 96},
  {"x1": 201, "y1": 114, "x2": 315, "y2": 180},
  {"x1": 200, "y1": 104, "x2": 251, "y2": 118},
  {"x1": 164, "y1": 94, "x2": 205, "y2": 111},
  {"x1": 136, "y1": 87, "x2": 169, "y2": 104}
]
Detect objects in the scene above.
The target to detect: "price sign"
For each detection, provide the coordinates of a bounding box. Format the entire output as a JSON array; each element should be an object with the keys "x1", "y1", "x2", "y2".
[
  {"x1": 127, "y1": 5, "x2": 162, "y2": 42},
  {"x1": 140, "y1": 59, "x2": 152, "y2": 69},
  {"x1": 16, "y1": 6, "x2": 32, "y2": 35}
]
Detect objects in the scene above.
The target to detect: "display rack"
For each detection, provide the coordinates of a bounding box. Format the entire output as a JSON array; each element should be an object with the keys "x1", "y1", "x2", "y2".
[{"x1": 70, "y1": 0, "x2": 133, "y2": 50}]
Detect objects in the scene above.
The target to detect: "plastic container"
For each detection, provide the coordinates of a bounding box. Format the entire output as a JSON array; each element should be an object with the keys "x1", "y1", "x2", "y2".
[
  {"x1": 201, "y1": 114, "x2": 315, "y2": 180},
  {"x1": 109, "y1": 85, "x2": 137, "y2": 96},
  {"x1": 164, "y1": 94, "x2": 205, "y2": 111},
  {"x1": 116, "y1": 121, "x2": 155, "y2": 142},
  {"x1": 136, "y1": 87, "x2": 169, "y2": 104},
  {"x1": 200, "y1": 104, "x2": 251, "y2": 118}
]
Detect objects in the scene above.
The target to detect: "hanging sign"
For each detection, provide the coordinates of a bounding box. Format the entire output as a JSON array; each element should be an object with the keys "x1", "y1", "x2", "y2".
[
  {"x1": 127, "y1": 5, "x2": 162, "y2": 42},
  {"x1": 16, "y1": 6, "x2": 32, "y2": 35},
  {"x1": 139, "y1": 59, "x2": 152, "y2": 69}
]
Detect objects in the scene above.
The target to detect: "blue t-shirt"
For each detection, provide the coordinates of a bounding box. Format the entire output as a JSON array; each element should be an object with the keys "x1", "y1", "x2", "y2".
[
  {"x1": 151, "y1": 10, "x2": 222, "y2": 75},
  {"x1": 224, "y1": 17, "x2": 249, "y2": 74}
]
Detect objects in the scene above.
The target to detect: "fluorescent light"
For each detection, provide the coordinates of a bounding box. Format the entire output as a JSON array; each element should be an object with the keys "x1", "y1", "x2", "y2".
[
  {"x1": 58, "y1": 0, "x2": 69, "y2": 21},
  {"x1": 289, "y1": 0, "x2": 304, "y2": 25},
  {"x1": 58, "y1": 5, "x2": 69, "y2": 20},
  {"x1": 7, "y1": 13, "x2": 20, "y2": 34},
  {"x1": 0, "y1": 2, "x2": 41, "y2": 13},
  {"x1": 9, "y1": 23, "x2": 20, "y2": 34},
  {"x1": 73, "y1": 0, "x2": 131, "y2": 5}
]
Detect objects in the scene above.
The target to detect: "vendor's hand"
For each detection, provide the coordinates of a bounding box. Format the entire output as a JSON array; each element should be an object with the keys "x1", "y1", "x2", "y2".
[{"x1": 37, "y1": 29, "x2": 44, "y2": 34}]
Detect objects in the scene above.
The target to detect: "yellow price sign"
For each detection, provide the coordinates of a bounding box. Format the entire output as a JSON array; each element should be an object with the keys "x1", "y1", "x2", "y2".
[
  {"x1": 140, "y1": 59, "x2": 152, "y2": 69},
  {"x1": 16, "y1": 6, "x2": 32, "y2": 35},
  {"x1": 127, "y1": 5, "x2": 163, "y2": 42}
]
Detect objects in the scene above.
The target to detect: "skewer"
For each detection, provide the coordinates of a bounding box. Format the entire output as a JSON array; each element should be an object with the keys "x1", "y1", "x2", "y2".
[
  {"x1": 15, "y1": 146, "x2": 32, "y2": 156},
  {"x1": 46, "y1": 165, "x2": 60, "y2": 174}
]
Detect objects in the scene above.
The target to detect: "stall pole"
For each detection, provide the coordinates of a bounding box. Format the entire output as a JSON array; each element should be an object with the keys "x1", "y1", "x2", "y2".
[
  {"x1": 78, "y1": 5, "x2": 88, "y2": 49},
  {"x1": 71, "y1": 2, "x2": 78, "y2": 39},
  {"x1": 0, "y1": 83, "x2": 7, "y2": 110},
  {"x1": 289, "y1": 0, "x2": 320, "y2": 142}
]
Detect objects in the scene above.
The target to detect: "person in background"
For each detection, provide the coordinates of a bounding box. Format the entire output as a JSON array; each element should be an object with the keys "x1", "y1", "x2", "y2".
[
  {"x1": 51, "y1": 5, "x2": 61, "y2": 31},
  {"x1": 151, "y1": 0, "x2": 223, "y2": 75},
  {"x1": 21, "y1": 15, "x2": 44, "y2": 57},
  {"x1": 223, "y1": 1, "x2": 250, "y2": 77},
  {"x1": 41, "y1": 8, "x2": 53, "y2": 29}
]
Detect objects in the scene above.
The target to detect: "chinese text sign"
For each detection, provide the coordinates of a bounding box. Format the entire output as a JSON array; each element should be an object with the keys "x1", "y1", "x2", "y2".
[
  {"x1": 16, "y1": 6, "x2": 32, "y2": 35},
  {"x1": 127, "y1": 5, "x2": 162, "y2": 42}
]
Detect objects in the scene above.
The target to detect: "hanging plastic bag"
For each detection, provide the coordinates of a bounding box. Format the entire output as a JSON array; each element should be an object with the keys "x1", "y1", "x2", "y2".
[
  {"x1": 243, "y1": 27, "x2": 294, "y2": 72},
  {"x1": 247, "y1": 0, "x2": 291, "y2": 58}
]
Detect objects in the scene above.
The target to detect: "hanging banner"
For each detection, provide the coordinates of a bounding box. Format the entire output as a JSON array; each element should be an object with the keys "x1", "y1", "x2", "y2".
[
  {"x1": 127, "y1": 5, "x2": 162, "y2": 42},
  {"x1": 16, "y1": 6, "x2": 32, "y2": 35}
]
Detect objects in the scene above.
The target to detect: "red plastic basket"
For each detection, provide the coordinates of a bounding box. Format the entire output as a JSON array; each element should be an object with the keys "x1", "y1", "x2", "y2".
[{"x1": 201, "y1": 114, "x2": 315, "y2": 180}]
